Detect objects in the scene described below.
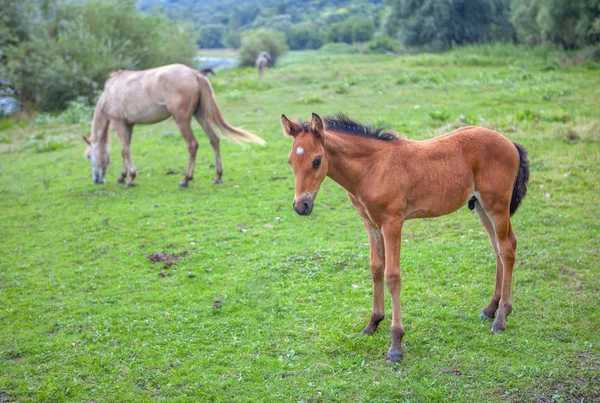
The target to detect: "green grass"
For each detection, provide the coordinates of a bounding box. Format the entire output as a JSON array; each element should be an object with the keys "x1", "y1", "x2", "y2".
[{"x1": 1, "y1": 48, "x2": 599, "y2": 402}]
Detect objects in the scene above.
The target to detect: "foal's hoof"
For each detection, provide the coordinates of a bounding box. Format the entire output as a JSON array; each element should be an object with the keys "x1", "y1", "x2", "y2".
[
  {"x1": 117, "y1": 177, "x2": 126, "y2": 184},
  {"x1": 125, "y1": 182, "x2": 136, "y2": 188},
  {"x1": 490, "y1": 322, "x2": 505, "y2": 334},
  {"x1": 212, "y1": 178, "x2": 223, "y2": 184},
  {"x1": 361, "y1": 327, "x2": 375, "y2": 336},
  {"x1": 178, "y1": 182, "x2": 188, "y2": 189},
  {"x1": 480, "y1": 311, "x2": 494, "y2": 320},
  {"x1": 386, "y1": 348, "x2": 403, "y2": 363}
]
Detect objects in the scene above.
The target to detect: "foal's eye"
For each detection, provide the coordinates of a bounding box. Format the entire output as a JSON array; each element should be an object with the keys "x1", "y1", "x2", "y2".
[{"x1": 313, "y1": 157, "x2": 322, "y2": 169}]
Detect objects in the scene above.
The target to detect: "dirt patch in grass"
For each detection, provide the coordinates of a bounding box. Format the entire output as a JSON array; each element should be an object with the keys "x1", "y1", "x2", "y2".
[
  {"x1": 146, "y1": 252, "x2": 181, "y2": 267},
  {"x1": 145, "y1": 250, "x2": 195, "y2": 268},
  {"x1": 531, "y1": 381, "x2": 600, "y2": 403}
]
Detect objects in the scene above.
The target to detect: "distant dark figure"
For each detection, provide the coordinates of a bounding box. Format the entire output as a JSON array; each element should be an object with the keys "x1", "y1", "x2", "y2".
[
  {"x1": 200, "y1": 68, "x2": 216, "y2": 76},
  {"x1": 255, "y1": 51, "x2": 271, "y2": 79}
]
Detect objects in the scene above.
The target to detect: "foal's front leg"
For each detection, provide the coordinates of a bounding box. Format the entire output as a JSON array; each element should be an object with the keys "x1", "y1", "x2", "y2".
[
  {"x1": 382, "y1": 218, "x2": 405, "y2": 362},
  {"x1": 348, "y1": 194, "x2": 386, "y2": 335},
  {"x1": 362, "y1": 224, "x2": 386, "y2": 335}
]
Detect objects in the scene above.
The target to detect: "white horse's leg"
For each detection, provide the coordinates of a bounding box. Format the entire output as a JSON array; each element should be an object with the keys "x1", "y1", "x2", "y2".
[
  {"x1": 196, "y1": 118, "x2": 223, "y2": 184},
  {"x1": 112, "y1": 120, "x2": 135, "y2": 186}
]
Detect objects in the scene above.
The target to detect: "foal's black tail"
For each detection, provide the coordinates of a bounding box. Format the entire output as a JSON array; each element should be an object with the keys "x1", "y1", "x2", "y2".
[{"x1": 510, "y1": 142, "x2": 529, "y2": 216}]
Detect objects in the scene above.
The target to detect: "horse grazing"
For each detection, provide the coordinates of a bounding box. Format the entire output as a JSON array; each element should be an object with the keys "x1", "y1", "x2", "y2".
[
  {"x1": 282, "y1": 113, "x2": 529, "y2": 362},
  {"x1": 255, "y1": 51, "x2": 271, "y2": 79},
  {"x1": 82, "y1": 64, "x2": 264, "y2": 188},
  {"x1": 200, "y1": 67, "x2": 216, "y2": 76}
]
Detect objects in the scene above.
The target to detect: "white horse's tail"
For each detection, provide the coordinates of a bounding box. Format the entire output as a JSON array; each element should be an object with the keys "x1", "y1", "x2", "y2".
[{"x1": 195, "y1": 74, "x2": 265, "y2": 145}]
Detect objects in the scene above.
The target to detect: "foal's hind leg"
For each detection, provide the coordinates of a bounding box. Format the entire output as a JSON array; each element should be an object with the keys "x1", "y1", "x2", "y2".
[
  {"x1": 490, "y1": 218, "x2": 517, "y2": 333},
  {"x1": 196, "y1": 118, "x2": 223, "y2": 184},
  {"x1": 480, "y1": 201, "x2": 517, "y2": 334},
  {"x1": 475, "y1": 202, "x2": 503, "y2": 320}
]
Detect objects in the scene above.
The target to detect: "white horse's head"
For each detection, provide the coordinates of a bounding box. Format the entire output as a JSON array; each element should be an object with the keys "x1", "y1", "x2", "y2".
[{"x1": 82, "y1": 135, "x2": 110, "y2": 184}]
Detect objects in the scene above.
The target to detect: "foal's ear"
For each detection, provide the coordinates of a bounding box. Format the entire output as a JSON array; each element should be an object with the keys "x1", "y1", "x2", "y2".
[
  {"x1": 82, "y1": 134, "x2": 91, "y2": 145},
  {"x1": 311, "y1": 113, "x2": 324, "y2": 136},
  {"x1": 281, "y1": 114, "x2": 303, "y2": 137}
]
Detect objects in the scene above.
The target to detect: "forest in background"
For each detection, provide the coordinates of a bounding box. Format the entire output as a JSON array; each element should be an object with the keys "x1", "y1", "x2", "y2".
[
  {"x1": 139, "y1": 0, "x2": 600, "y2": 52},
  {"x1": 1, "y1": 0, "x2": 599, "y2": 114}
]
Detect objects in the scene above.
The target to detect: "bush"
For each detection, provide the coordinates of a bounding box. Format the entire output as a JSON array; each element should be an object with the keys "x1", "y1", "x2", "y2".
[
  {"x1": 366, "y1": 36, "x2": 399, "y2": 53},
  {"x1": 56, "y1": 96, "x2": 95, "y2": 124},
  {"x1": 238, "y1": 30, "x2": 289, "y2": 67}
]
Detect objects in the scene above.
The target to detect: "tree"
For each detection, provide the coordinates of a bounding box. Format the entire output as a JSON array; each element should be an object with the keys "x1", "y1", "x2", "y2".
[
  {"x1": 351, "y1": 17, "x2": 376, "y2": 42},
  {"x1": 288, "y1": 24, "x2": 324, "y2": 50},
  {"x1": 198, "y1": 25, "x2": 226, "y2": 48},
  {"x1": 327, "y1": 21, "x2": 354, "y2": 44},
  {"x1": 511, "y1": 0, "x2": 600, "y2": 48},
  {"x1": 1, "y1": 0, "x2": 197, "y2": 111},
  {"x1": 391, "y1": 0, "x2": 514, "y2": 50}
]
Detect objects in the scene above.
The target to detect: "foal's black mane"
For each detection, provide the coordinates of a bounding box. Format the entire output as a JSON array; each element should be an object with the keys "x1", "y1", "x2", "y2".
[{"x1": 302, "y1": 113, "x2": 398, "y2": 142}]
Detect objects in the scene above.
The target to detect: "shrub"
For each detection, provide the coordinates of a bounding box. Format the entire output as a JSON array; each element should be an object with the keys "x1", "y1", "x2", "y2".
[
  {"x1": 366, "y1": 35, "x2": 398, "y2": 53},
  {"x1": 238, "y1": 30, "x2": 289, "y2": 67},
  {"x1": 56, "y1": 96, "x2": 95, "y2": 124}
]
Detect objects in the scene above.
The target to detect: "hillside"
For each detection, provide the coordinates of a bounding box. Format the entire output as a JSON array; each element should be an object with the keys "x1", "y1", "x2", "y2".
[{"x1": 138, "y1": 0, "x2": 384, "y2": 25}]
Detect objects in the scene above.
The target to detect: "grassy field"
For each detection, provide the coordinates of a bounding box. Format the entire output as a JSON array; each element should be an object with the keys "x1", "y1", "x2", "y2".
[{"x1": 1, "y1": 45, "x2": 599, "y2": 402}]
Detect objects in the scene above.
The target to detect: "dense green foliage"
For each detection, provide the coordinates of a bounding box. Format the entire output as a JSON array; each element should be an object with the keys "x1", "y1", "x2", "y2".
[
  {"x1": 1, "y1": 46, "x2": 599, "y2": 402},
  {"x1": 288, "y1": 24, "x2": 324, "y2": 50},
  {"x1": 390, "y1": 0, "x2": 515, "y2": 50},
  {"x1": 511, "y1": 0, "x2": 600, "y2": 48},
  {"x1": 198, "y1": 24, "x2": 227, "y2": 49},
  {"x1": 140, "y1": 0, "x2": 386, "y2": 50},
  {"x1": 238, "y1": 30, "x2": 289, "y2": 67},
  {"x1": 139, "y1": 0, "x2": 600, "y2": 53},
  {"x1": 0, "y1": 0, "x2": 196, "y2": 111}
]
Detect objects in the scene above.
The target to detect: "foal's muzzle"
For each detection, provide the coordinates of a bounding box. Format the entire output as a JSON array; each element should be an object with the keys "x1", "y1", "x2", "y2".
[{"x1": 293, "y1": 196, "x2": 314, "y2": 216}]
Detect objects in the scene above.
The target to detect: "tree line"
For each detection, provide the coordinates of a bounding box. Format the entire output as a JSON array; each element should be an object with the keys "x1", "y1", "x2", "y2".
[
  {"x1": 187, "y1": 0, "x2": 599, "y2": 52},
  {"x1": 1, "y1": 0, "x2": 598, "y2": 114}
]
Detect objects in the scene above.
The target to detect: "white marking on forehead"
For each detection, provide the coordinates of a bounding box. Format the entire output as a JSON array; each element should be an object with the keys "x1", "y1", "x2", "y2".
[{"x1": 296, "y1": 147, "x2": 304, "y2": 155}]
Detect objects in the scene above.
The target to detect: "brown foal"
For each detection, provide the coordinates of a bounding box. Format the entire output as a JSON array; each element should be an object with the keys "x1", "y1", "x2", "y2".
[
  {"x1": 83, "y1": 64, "x2": 264, "y2": 188},
  {"x1": 282, "y1": 113, "x2": 529, "y2": 362}
]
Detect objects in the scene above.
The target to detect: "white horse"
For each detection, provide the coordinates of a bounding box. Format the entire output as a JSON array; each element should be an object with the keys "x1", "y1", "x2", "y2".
[
  {"x1": 83, "y1": 64, "x2": 264, "y2": 188},
  {"x1": 255, "y1": 51, "x2": 272, "y2": 79}
]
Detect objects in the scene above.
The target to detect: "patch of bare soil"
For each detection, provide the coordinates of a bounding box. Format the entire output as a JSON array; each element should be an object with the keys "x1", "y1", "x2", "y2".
[{"x1": 145, "y1": 250, "x2": 195, "y2": 269}]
